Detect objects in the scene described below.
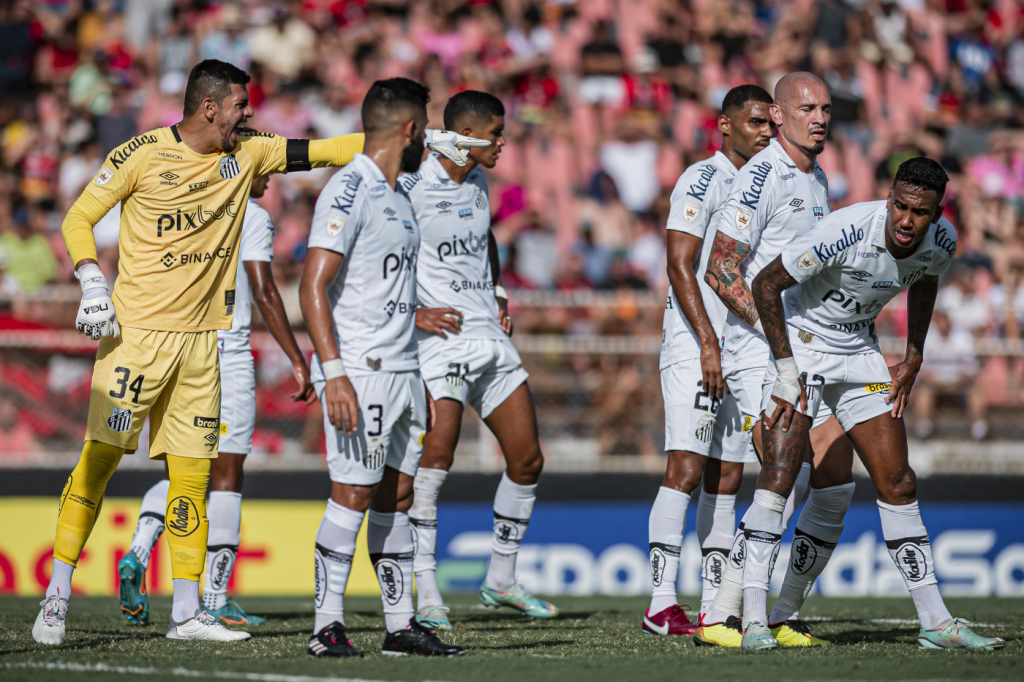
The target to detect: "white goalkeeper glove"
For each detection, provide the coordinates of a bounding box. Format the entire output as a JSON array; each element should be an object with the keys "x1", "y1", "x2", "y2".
[
  {"x1": 75, "y1": 263, "x2": 119, "y2": 340},
  {"x1": 424, "y1": 129, "x2": 491, "y2": 166}
]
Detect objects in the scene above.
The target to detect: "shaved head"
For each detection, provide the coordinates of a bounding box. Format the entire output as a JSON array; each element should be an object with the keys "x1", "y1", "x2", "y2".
[
  {"x1": 774, "y1": 72, "x2": 828, "y2": 105},
  {"x1": 770, "y1": 71, "x2": 831, "y2": 166}
]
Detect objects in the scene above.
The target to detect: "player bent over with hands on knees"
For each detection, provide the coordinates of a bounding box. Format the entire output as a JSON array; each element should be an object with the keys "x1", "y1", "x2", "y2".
[
  {"x1": 400, "y1": 90, "x2": 557, "y2": 631},
  {"x1": 301, "y1": 78, "x2": 473, "y2": 659},
  {"x1": 37, "y1": 56, "x2": 487, "y2": 647},
  {"x1": 750, "y1": 157, "x2": 1003, "y2": 652},
  {"x1": 644, "y1": 85, "x2": 774, "y2": 638},
  {"x1": 117, "y1": 174, "x2": 314, "y2": 628}
]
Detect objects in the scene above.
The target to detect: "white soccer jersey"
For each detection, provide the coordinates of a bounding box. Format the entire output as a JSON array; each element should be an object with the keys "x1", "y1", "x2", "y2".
[
  {"x1": 715, "y1": 139, "x2": 831, "y2": 369},
  {"x1": 307, "y1": 153, "x2": 420, "y2": 374},
  {"x1": 401, "y1": 153, "x2": 503, "y2": 343},
  {"x1": 218, "y1": 199, "x2": 275, "y2": 353},
  {"x1": 661, "y1": 151, "x2": 736, "y2": 370},
  {"x1": 780, "y1": 201, "x2": 958, "y2": 354}
]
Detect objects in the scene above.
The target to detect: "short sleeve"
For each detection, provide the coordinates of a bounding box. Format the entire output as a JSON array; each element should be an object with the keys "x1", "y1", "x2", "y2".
[
  {"x1": 779, "y1": 213, "x2": 853, "y2": 283},
  {"x1": 239, "y1": 131, "x2": 289, "y2": 177},
  {"x1": 239, "y1": 205, "x2": 274, "y2": 263},
  {"x1": 715, "y1": 162, "x2": 776, "y2": 249},
  {"x1": 83, "y1": 142, "x2": 152, "y2": 209},
  {"x1": 666, "y1": 167, "x2": 715, "y2": 239},
  {"x1": 308, "y1": 173, "x2": 364, "y2": 256},
  {"x1": 926, "y1": 219, "x2": 958, "y2": 276}
]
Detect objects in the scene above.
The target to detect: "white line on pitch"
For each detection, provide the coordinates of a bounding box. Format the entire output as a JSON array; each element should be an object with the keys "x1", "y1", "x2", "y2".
[
  {"x1": 2, "y1": 661, "x2": 452, "y2": 682},
  {"x1": 803, "y1": 617, "x2": 1010, "y2": 628}
]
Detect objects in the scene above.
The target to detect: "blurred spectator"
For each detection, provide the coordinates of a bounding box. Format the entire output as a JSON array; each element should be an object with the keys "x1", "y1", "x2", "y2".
[
  {"x1": 579, "y1": 21, "x2": 625, "y2": 108},
  {"x1": 0, "y1": 392, "x2": 41, "y2": 456},
  {"x1": 0, "y1": 205, "x2": 59, "y2": 293},
  {"x1": 599, "y1": 116, "x2": 660, "y2": 213}
]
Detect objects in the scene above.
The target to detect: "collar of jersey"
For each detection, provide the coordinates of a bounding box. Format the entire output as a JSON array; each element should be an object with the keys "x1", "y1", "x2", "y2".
[
  {"x1": 351, "y1": 153, "x2": 389, "y2": 187},
  {"x1": 169, "y1": 124, "x2": 232, "y2": 158},
  {"x1": 712, "y1": 150, "x2": 737, "y2": 177},
  {"x1": 422, "y1": 152, "x2": 472, "y2": 188},
  {"x1": 768, "y1": 138, "x2": 818, "y2": 175}
]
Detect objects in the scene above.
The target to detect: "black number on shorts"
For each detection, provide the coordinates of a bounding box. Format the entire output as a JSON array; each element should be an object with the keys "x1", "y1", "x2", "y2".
[
  {"x1": 693, "y1": 380, "x2": 720, "y2": 414},
  {"x1": 367, "y1": 404, "x2": 383, "y2": 437},
  {"x1": 109, "y1": 366, "x2": 145, "y2": 404},
  {"x1": 799, "y1": 372, "x2": 825, "y2": 402}
]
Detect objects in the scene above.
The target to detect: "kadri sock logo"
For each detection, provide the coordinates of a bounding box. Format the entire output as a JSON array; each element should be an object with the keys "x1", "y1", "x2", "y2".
[{"x1": 166, "y1": 496, "x2": 200, "y2": 537}]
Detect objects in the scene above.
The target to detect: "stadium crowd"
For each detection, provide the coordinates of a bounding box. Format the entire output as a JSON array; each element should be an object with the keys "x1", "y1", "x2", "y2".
[{"x1": 1, "y1": 0, "x2": 1022, "y2": 457}]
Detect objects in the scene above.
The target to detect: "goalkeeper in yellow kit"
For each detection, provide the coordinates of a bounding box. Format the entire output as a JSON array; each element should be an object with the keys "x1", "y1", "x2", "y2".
[{"x1": 33, "y1": 59, "x2": 488, "y2": 645}]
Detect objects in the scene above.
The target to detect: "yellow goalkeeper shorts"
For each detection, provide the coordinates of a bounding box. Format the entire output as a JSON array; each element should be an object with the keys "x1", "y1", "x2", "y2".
[{"x1": 85, "y1": 327, "x2": 221, "y2": 459}]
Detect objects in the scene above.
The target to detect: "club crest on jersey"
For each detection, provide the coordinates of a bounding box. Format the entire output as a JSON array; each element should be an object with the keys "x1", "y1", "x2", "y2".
[
  {"x1": 797, "y1": 329, "x2": 815, "y2": 343},
  {"x1": 695, "y1": 416, "x2": 713, "y2": 443},
  {"x1": 475, "y1": 187, "x2": 488, "y2": 210},
  {"x1": 220, "y1": 154, "x2": 241, "y2": 179},
  {"x1": 107, "y1": 406, "x2": 132, "y2": 432},
  {"x1": 686, "y1": 163, "x2": 717, "y2": 201},
  {"x1": 735, "y1": 207, "x2": 753, "y2": 230},
  {"x1": 327, "y1": 212, "x2": 347, "y2": 238},
  {"x1": 796, "y1": 251, "x2": 821, "y2": 271},
  {"x1": 365, "y1": 439, "x2": 386, "y2": 469},
  {"x1": 95, "y1": 166, "x2": 114, "y2": 186},
  {"x1": 683, "y1": 201, "x2": 701, "y2": 223}
]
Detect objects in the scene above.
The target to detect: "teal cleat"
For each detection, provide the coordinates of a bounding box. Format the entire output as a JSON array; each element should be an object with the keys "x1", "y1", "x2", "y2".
[
  {"x1": 480, "y1": 582, "x2": 558, "y2": 618},
  {"x1": 117, "y1": 551, "x2": 149, "y2": 626},
  {"x1": 207, "y1": 600, "x2": 266, "y2": 626},
  {"x1": 918, "y1": 618, "x2": 1005, "y2": 651},
  {"x1": 741, "y1": 621, "x2": 780, "y2": 652},
  {"x1": 414, "y1": 604, "x2": 453, "y2": 631}
]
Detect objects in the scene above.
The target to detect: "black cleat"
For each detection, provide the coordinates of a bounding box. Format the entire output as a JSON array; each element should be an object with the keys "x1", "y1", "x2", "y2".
[
  {"x1": 307, "y1": 622, "x2": 364, "y2": 658},
  {"x1": 381, "y1": 619, "x2": 466, "y2": 657}
]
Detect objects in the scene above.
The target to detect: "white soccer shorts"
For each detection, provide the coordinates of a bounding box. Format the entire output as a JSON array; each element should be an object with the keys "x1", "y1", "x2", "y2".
[
  {"x1": 218, "y1": 347, "x2": 256, "y2": 455},
  {"x1": 760, "y1": 345, "x2": 892, "y2": 432},
  {"x1": 729, "y1": 362, "x2": 833, "y2": 431},
  {"x1": 315, "y1": 370, "x2": 427, "y2": 486},
  {"x1": 420, "y1": 338, "x2": 529, "y2": 419}
]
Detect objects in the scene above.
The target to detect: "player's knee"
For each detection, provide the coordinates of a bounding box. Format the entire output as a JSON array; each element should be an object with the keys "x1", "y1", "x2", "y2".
[
  {"x1": 879, "y1": 467, "x2": 917, "y2": 505},
  {"x1": 709, "y1": 462, "x2": 744, "y2": 495},
  {"x1": 508, "y1": 443, "x2": 543, "y2": 484},
  {"x1": 664, "y1": 451, "x2": 704, "y2": 493}
]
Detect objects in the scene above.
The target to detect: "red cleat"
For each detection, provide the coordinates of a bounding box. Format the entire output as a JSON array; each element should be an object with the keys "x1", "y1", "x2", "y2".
[{"x1": 642, "y1": 604, "x2": 698, "y2": 636}]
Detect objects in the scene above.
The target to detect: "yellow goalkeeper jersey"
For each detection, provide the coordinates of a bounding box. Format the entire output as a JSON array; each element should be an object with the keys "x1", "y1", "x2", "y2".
[{"x1": 75, "y1": 125, "x2": 360, "y2": 332}]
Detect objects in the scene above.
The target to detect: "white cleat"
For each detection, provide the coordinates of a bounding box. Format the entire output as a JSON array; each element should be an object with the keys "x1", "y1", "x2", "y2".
[
  {"x1": 33, "y1": 594, "x2": 69, "y2": 645},
  {"x1": 166, "y1": 610, "x2": 251, "y2": 641}
]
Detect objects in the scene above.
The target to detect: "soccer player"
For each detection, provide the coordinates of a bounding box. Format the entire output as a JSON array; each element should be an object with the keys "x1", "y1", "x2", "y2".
[
  {"x1": 34, "y1": 58, "x2": 484, "y2": 646},
  {"x1": 401, "y1": 90, "x2": 557, "y2": 631},
  {"x1": 301, "y1": 78, "x2": 467, "y2": 658},
  {"x1": 750, "y1": 157, "x2": 1004, "y2": 651},
  {"x1": 644, "y1": 85, "x2": 773, "y2": 637},
  {"x1": 697, "y1": 72, "x2": 855, "y2": 649},
  {"x1": 116, "y1": 173, "x2": 312, "y2": 628}
]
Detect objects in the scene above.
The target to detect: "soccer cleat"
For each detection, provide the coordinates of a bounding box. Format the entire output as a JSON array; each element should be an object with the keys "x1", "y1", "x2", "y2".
[
  {"x1": 166, "y1": 610, "x2": 251, "y2": 641},
  {"x1": 207, "y1": 600, "x2": 266, "y2": 626},
  {"x1": 642, "y1": 604, "x2": 697, "y2": 636},
  {"x1": 381, "y1": 619, "x2": 465, "y2": 657},
  {"x1": 480, "y1": 582, "x2": 558, "y2": 618},
  {"x1": 32, "y1": 594, "x2": 69, "y2": 645},
  {"x1": 307, "y1": 622, "x2": 363, "y2": 658},
  {"x1": 918, "y1": 618, "x2": 1005, "y2": 651},
  {"x1": 741, "y1": 620, "x2": 780, "y2": 651},
  {"x1": 770, "y1": 619, "x2": 831, "y2": 647},
  {"x1": 693, "y1": 615, "x2": 743, "y2": 648},
  {"x1": 117, "y1": 551, "x2": 149, "y2": 625},
  {"x1": 414, "y1": 604, "x2": 453, "y2": 631}
]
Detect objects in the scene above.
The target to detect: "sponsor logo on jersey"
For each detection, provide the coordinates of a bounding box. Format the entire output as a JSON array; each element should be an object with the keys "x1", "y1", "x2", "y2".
[
  {"x1": 436, "y1": 201, "x2": 453, "y2": 214},
  {"x1": 796, "y1": 251, "x2": 821, "y2": 271},
  {"x1": 437, "y1": 231, "x2": 488, "y2": 261},
  {"x1": 155, "y1": 201, "x2": 238, "y2": 237},
  {"x1": 158, "y1": 171, "x2": 179, "y2": 186},
  {"x1": 188, "y1": 180, "x2": 209, "y2": 193},
  {"x1": 220, "y1": 154, "x2": 241, "y2": 179},
  {"x1": 155, "y1": 151, "x2": 183, "y2": 160},
  {"x1": 327, "y1": 212, "x2": 347, "y2": 237},
  {"x1": 108, "y1": 134, "x2": 158, "y2": 170},
  {"x1": 791, "y1": 535, "x2": 817, "y2": 574},
  {"x1": 827, "y1": 319, "x2": 875, "y2": 334},
  {"x1": 872, "y1": 280, "x2": 894, "y2": 290},
  {"x1": 375, "y1": 558, "x2": 403, "y2": 605},
  {"x1": 737, "y1": 161, "x2": 772, "y2": 210},
  {"x1": 331, "y1": 172, "x2": 364, "y2": 215},
  {"x1": 813, "y1": 225, "x2": 864, "y2": 262},
  {"x1": 382, "y1": 247, "x2": 416, "y2": 279},
  {"x1": 742, "y1": 414, "x2": 753, "y2": 433},
  {"x1": 916, "y1": 253, "x2": 933, "y2": 264},
  {"x1": 683, "y1": 201, "x2": 701, "y2": 223},
  {"x1": 695, "y1": 416, "x2": 713, "y2": 443},
  {"x1": 370, "y1": 182, "x2": 388, "y2": 197},
  {"x1": 95, "y1": 166, "x2": 114, "y2": 186},
  {"x1": 193, "y1": 416, "x2": 219, "y2": 429},
  {"x1": 797, "y1": 329, "x2": 815, "y2": 343},
  {"x1": 858, "y1": 251, "x2": 880, "y2": 258},
  {"x1": 166, "y1": 496, "x2": 200, "y2": 537},
  {"x1": 850, "y1": 270, "x2": 872, "y2": 283},
  {"x1": 813, "y1": 206, "x2": 824, "y2": 219},
  {"x1": 685, "y1": 163, "x2": 718, "y2": 201},
  {"x1": 220, "y1": 422, "x2": 229, "y2": 436},
  {"x1": 383, "y1": 300, "x2": 414, "y2": 317},
  {"x1": 790, "y1": 199, "x2": 804, "y2": 207},
  {"x1": 821, "y1": 289, "x2": 882, "y2": 316},
  {"x1": 107, "y1": 406, "x2": 132, "y2": 433},
  {"x1": 204, "y1": 431, "x2": 218, "y2": 451},
  {"x1": 403, "y1": 220, "x2": 414, "y2": 232},
  {"x1": 780, "y1": 172, "x2": 795, "y2": 181},
  {"x1": 735, "y1": 207, "x2": 753, "y2": 230},
  {"x1": 449, "y1": 280, "x2": 493, "y2": 293},
  {"x1": 383, "y1": 207, "x2": 397, "y2": 219},
  {"x1": 167, "y1": 246, "x2": 234, "y2": 267},
  {"x1": 934, "y1": 224, "x2": 956, "y2": 256},
  {"x1": 365, "y1": 439, "x2": 386, "y2": 470},
  {"x1": 865, "y1": 382, "x2": 892, "y2": 394},
  {"x1": 458, "y1": 208, "x2": 473, "y2": 219},
  {"x1": 161, "y1": 252, "x2": 175, "y2": 268}
]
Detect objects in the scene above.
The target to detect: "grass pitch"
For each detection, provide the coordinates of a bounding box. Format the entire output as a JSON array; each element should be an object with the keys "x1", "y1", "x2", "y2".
[{"x1": 1, "y1": 595, "x2": 1020, "y2": 681}]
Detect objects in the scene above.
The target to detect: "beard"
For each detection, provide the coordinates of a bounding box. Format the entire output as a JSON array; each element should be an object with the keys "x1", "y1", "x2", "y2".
[{"x1": 400, "y1": 140, "x2": 425, "y2": 174}]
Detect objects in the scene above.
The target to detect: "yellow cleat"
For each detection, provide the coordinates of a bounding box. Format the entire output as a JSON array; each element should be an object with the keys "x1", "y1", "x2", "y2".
[
  {"x1": 770, "y1": 619, "x2": 831, "y2": 647},
  {"x1": 693, "y1": 615, "x2": 743, "y2": 648}
]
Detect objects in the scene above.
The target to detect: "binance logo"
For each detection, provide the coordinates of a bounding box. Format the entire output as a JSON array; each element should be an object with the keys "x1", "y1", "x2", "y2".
[{"x1": 161, "y1": 252, "x2": 175, "y2": 268}]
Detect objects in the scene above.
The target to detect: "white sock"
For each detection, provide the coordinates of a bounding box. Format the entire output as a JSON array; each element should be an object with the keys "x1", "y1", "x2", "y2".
[
  {"x1": 367, "y1": 510, "x2": 415, "y2": 633},
  {"x1": 409, "y1": 467, "x2": 447, "y2": 609},
  {"x1": 648, "y1": 486, "x2": 690, "y2": 614},
  {"x1": 741, "y1": 490, "x2": 786, "y2": 628},
  {"x1": 486, "y1": 472, "x2": 537, "y2": 591},
  {"x1": 782, "y1": 463, "x2": 811, "y2": 528},
  {"x1": 202, "y1": 491, "x2": 242, "y2": 612},
  {"x1": 313, "y1": 500, "x2": 363, "y2": 634},
  {"x1": 877, "y1": 500, "x2": 951, "y2": 630},
  {"x1": 171, "y1": 578, "x2": 200, "y2": 622},
  {"x1": 705, "y1": 518, "x2": 747, "y2": 624},
  {"x1": 46, "y1": 558, "x2": 75, "y2": 600},
  {"x1": 696, "y1": 492, "x2": 735, "y2": 616},
  {"x1": 130, "y1": 479, "x2": 170, "y2": 569},
  {"x1": 769, "y1": 483, "x2": 854, "y2": 625}
]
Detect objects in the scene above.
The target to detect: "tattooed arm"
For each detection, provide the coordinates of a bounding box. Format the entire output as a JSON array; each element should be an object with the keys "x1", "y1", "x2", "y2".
[
  {"x1": 704, "y1": 230, "x2": 760, "y2": 329},
  {"x1": 751, "y1": 255, "x2": 799, "y2": 363}
]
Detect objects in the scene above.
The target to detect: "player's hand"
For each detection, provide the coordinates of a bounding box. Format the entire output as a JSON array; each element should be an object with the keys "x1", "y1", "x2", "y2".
[
  {"x1": 416, "y1": 307, "x2": 463, "y2": 338},
  {"x1": 424, "y1": 381, "x2": 436, "y2": 433},
  {"x1": 75, "y1": 263, "x2": 119, "y2": 340},
  {"x1": 886, "y1": 351, "x2": 923, "y2": 419},
  {"x1": 424, "y1": 129, "x2": 491, "y2": 167},
  {"x1": 764, "y1": 357, "x2": 806, "y2": 432},
  {"x1": 325, "y1": 376, "x2": 360, "y2": 434},
  {"x1": 699, "y1": 341, "x2": 724, "y2": 400},
  {"x1": 290, "y1": 362, "x2": 317, "y2": 405},
  {"x1": 497, "y1": 296, "x2": 513, "y2": 337}
]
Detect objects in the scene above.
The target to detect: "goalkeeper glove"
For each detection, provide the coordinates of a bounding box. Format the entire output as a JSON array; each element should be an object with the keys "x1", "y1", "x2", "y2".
[
  {"x1": 425, "y1": 129, "x2": 490, "y2": 166},
  {"x1": 75, "y1": 263, "x2": 119, "y2": 340}
]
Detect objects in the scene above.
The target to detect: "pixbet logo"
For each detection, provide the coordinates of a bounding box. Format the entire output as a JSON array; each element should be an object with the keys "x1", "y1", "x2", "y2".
[
  {"x1": 820, "y1": 289, "x2": 882, "y2": 316},
  {"x1": 156, "y1": 202, "x2": 238, "y2": 237},
  {"x1": 437, "y1": 232, "x2": 488, "y2": 262},
  {"x1": 382, "y1": 247, "x2": 416, "y2": 279}
]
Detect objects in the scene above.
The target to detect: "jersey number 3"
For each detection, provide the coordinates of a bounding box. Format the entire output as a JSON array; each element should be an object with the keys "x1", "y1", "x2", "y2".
[{"x1": 110, "y1": 367, "x2": 145, "y2": 404}]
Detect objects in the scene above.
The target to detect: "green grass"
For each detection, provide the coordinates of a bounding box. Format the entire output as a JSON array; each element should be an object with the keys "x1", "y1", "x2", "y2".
[{"x1": 1, "y1": 595, "x2": 1021, "y2": 681}]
